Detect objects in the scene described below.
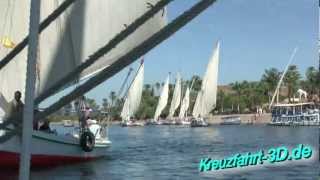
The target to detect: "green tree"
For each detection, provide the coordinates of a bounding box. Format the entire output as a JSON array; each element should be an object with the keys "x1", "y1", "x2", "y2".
[
  {"x1": 303, "y1": 67, "x2": 318, "y2": 96},
  {"x1": 102, "y1": 98, "x2": 109, "y2": 112},
  {"x1": 190, "y1": 75, "x2": 202, "y2": 91},
  {"x1": 144, "y1": 84, "x2": 151, "y2": 91},
  {"x1": 261, "y1": 68, "x2": 281, "y2": 103},
  {"x1": 217, "y1": 90, "x2": 225, "y2": 113},
  {"x1": 109, "y1": 91, "x2": 116, "y2": 106},
  {"x1": 284, "y1": 65, "x2": 301, "y2": 102},
  {"x1": 85, "y1": 98, "x2": 99, "y2": 111},
  {"x1": 155, "y1": 82, "x2": 161, "y2": 96},
  {"x1": 231, "y1": 81, "x2": 244, "y2": 113}
]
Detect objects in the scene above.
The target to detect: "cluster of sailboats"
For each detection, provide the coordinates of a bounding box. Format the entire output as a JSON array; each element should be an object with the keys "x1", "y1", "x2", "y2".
[{"x1": 120, "y1": 42, "x2": 220, "y2": 127}]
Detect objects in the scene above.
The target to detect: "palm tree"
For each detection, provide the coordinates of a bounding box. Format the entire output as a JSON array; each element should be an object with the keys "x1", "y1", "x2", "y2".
[
  {"x1": 155, "y1": 82, "x2": 161, "y2": 96},
  {"x1": 86, "y1": 98, "x2": 100, "y2": 111},
  {"x1": 144, "y1": 84, "x2": 151, "y2": 91},
  {"x1": 109, "y1": 91, "x2": 116, "y2": 106},
  {"x1": 217, "y1": 90, "x2": 225, "y2": 113},
  {"x1": 261, "y1": 68, "x2": 281, "y2": 103},
  {"x1": 102, "y1": 98, "x2": 109, "y2": 112},
  {"x1": 190, "y1": 75, "x2": 202, "y2": 91},
  {"x1": 284, "y1": 65, "x2": 301, "y2": 103},
  {"x1": 305, "y1": 67, "x2": 318, "y2": 94},
  {"x1": 301, "y1": 67, "x2": 319, "y2": 101}
]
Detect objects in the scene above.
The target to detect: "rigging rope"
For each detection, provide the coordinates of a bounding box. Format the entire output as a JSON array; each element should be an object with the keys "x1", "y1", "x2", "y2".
[{"x1": 117, "y1": 67, "x2": 134, "y2": 99}]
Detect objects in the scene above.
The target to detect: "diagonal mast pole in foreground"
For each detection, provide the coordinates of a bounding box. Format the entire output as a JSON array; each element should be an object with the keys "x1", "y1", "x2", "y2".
[{"x1": 36, "y1": 0, "x2": 217, "y2": 121}]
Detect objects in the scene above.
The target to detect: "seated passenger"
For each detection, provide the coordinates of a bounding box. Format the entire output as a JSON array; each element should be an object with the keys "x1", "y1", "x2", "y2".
[{"x1": 39, "y1": 119, "x2": 55, "y2": 134}]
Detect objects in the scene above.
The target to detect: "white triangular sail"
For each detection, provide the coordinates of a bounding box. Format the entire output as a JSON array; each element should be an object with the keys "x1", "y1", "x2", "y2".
[
  {"x1": 168, "y1": 73, "x2": 181, "y2": 118},
  {"x1": 179, "y1": 87, "x2": 190, "y2": 119},
  {"x1": 154, "y1": 75, "x2": 169, "y2": 121},
  {"x1": 121, "y1": 63, "x2": 144, "y2": 123},
  {"x1": 0, "y1": 0, "x2": 166, "y2": 116},
  {"x1": 192, "y1": 42, "x2": 220, "y2": 118}
]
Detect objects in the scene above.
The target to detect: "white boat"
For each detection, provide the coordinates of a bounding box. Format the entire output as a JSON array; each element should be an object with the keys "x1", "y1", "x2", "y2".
[
  {"x1": 220, "y1": 116, "x2": 241, "y2": 125},
  {"x1": 190, "y1": 117, "x2": 208, "y2": 127},
  {"x1": 270, "y1": 103, "x2": 320, "y2": 126},
  {"x1": 120, "y1": 120, "x2": 144, "y2": 127},
  {"x1": 0, "y1": 0, "x2": 166, "y2": 167},
  {"x1": 120, "y1": 61, "x2": 145, "y2": 127},
  {"x1": 0, "y1": 125, "x2": 111, "y2": 167},
  {"x1": 150, "y1": 74, "x2": 170, "y2": 125},
  {"x1": 179, "y1": 120, "x2": 191, "y2": 125},
  {"x1": 191, "y1": 41, "x2": 220, "y2": 127},
  {"x1": 62, "y1": 120, "x2": 74, "y2": 127},
  {"x1": 268, "y1": 48, "x2": 319, "y2": 126},
  {"x1": 145, "y1": 120, "x2": 163, "y2": 125}
]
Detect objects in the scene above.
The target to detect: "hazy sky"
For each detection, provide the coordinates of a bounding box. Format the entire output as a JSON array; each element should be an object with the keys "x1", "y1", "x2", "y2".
[{"x1": 42, "y1": 0, "x2": 318, "y2": 106}]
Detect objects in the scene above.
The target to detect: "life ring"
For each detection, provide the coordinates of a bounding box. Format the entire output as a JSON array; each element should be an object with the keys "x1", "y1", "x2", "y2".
[{"x1": 80, "y1": 130, "x2": 95, "y2": 152}]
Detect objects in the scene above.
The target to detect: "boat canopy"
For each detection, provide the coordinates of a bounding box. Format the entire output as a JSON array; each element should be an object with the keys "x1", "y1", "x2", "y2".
[{"x1": 272, "y1": 102, "x2": 315, "y2": 107}]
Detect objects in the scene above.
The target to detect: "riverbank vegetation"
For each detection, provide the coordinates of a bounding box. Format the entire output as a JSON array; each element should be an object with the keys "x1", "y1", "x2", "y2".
[{"x1": 52, "y1": 65, "x2": 319, "y2": 121}]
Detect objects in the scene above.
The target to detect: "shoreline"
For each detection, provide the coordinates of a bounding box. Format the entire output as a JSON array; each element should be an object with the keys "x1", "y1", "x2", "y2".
[
  {"x1": 207, "y1": 113, "x2": 271, "y2": 125},
  {"x1": 51, "y1": 113, "x2": 272, "y2": 125}
]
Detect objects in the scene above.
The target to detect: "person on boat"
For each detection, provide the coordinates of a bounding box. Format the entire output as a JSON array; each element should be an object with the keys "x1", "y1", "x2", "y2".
[
  {"x1": 39, "y1": 119, "x2": 55, "y2": 134},
  {"x1": 77, "y1": 96, "x2": 91, "y2": 130},
  {"x1": 5, "y1": 91, "x2": 24, "y2": 128}
]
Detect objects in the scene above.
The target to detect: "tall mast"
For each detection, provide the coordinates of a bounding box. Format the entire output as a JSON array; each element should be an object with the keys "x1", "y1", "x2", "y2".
[
  {"x1": 269, "y1": 47, "x2": 298, "y2": 109},
  {"x1": 19, "y1": 0, "x2": 41, "y2": 180}
]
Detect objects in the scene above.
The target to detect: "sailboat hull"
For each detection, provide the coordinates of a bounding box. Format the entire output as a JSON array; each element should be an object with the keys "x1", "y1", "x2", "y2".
[
  {"x1": 0, "y1": 130, "x2": 111, "y2": 168},
  {"x1": 145, "y1": 120, "x2": 163, "y2": 125},
  {"x1": 120, "y1": 121, "x2": 144, "y2": 127},
  {"x1": 190, "y1": 118, "x2": 209, "y2": 127},
  {"x1": 176, "y1": 120, "x2": 191, "y2": 125}
]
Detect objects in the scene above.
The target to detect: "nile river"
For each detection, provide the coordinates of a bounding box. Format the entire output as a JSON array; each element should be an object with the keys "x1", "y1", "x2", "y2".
[{"x1": 1, "y1": 125, "x2": 319, "y2": 180}]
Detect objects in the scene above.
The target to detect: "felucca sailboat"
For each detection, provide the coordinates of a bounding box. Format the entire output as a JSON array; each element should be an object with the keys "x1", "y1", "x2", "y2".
[
  {"x1": 120, "y1": 60, "x2": 145, "y2": 127},
  {"x1": 191, "y1": 41, "x2": 220, "y2": 127},
  {"x1": 177, "y1": 86, "x2": 191, "y2": 125},
  {"x1": 148, "y1": 74, "x2": 170, "y2": 125}
]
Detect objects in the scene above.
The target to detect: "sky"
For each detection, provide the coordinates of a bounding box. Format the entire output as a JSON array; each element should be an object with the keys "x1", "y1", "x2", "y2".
[{"x1": 42, "y1": 0, "x2": 318, "y2": 107}]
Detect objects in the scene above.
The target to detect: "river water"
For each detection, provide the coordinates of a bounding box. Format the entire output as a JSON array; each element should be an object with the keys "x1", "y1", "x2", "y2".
[{"x1": 2, "y1": 125, "x2": 319, "y2": 180}]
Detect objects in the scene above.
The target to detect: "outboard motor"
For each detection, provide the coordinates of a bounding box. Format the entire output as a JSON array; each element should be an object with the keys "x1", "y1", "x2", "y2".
[{"x1": 80, "y1": 129, "x2": 95, "y2": 152}]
